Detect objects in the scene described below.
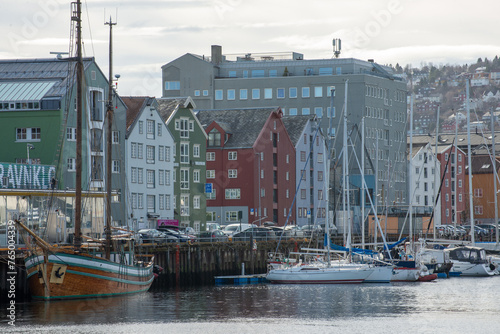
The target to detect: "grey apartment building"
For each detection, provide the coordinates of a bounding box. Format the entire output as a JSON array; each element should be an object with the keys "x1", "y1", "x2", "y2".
[{"x1": 162, "y1": 45, "x2": 408, "y2": 213}]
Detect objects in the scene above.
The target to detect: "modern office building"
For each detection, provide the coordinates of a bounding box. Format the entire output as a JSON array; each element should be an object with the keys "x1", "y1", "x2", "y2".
[{"x1": 162, "y1": 45, "x2": 408, "y2": 211}]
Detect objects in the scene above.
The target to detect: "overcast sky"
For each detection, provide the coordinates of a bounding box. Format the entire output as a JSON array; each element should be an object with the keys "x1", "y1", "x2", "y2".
[{"x1": 1, "y1": 0, "x2": 500, "y2": 96}]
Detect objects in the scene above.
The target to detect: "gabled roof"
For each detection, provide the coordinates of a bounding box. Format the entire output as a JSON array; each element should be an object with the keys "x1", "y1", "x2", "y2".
[
  {"x1": 196, "y1": 107, "x2": 281, "y2": 149},
  {"x1": 122, "y1": 96, "x2": 149, "y2": 137},
  {"x1": 0, "y1": 57, "x2": 95, "y2": 100},
  {"x1": 281, "y1": 115, "x2": 316, "y2": 146},
  {"x1": 156, "y1": 96, "x2": 195, "y2": 124},
  {"x1": 469, "y1": 155, "x2": 500, "y2": 174}
]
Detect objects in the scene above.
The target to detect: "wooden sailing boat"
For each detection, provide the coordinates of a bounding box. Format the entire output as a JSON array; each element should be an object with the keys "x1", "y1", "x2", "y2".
[{"x1": 15, "y1": 1, "x2": 154, "y2": 300}]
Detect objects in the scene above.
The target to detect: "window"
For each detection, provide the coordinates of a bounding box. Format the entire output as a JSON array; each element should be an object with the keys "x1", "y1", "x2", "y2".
[
  {"x1": 138, "y1": 168, "x2": 143, "y2": 184},
  {"x1": 302, "y1": 87, "x2": 310, "y2": 98},
  {"x1": 300, "y1": 151, "x2": 306, "y2": 162},
  {"x1": 112, "y1": 160, "x2": 120, "y2": 173},
  {"x1": 131, "y1": 167, "x2": 137, "y2": 183},
  {"x1": 318, "y1": 153, "x2": 323, "y2": 163},
  {"x1": 269, "y1": 70, "x2": 277, "y2": 77},
  {"x1": 146, "y1": 145, "x2": 155, "y2": 163},
  {"x1": 16, "y1": 128, "x2": 41, "y2": 141},
  {"x1": 240, "y1": 89, "x2": 248, "y2": 100},
  {"x1": 159, "y1": 145, "x2": 164, "y2": 161},
  {"x1": 138, "y1": 144, "x2": 143, "y2": 159},
  {"x1": 314, "y1": 107, "x2": 323, "y2": 118},
  {"x1": 193, "y1": 196, "x2": 200, "y2": 209},
  {"x1": 228, "y1": 151, "x2": 237, "y2": 160},
  {"x1": 193, "y1": 169, "x2": 200, "y2": 183},
  {"x1": 227, "y1": 89, "x2": 235, "y2": 100},
  {"x1": 208, "y1": 129, "x2": 221, "y2": 146},
  {"x1": 289, "y1": 87, "x2": 297, "y2": 98},
  {"x1": 159, "y1": 169, "x2": 164, "y2": 185},
  {"x1": 225, "y1": 188, "x2": 241, "y2": 199},
  {"x1": 138, "y1": 193, "x2": 144, "y2": 209},
  {"x1": 180, "y1": 143, "x2": 189, "y2": 164},
  {"x1": 301, "y1": 189, "x2": 306, "y2": 199},
  {"x1": 302, "y1": 108, "x2": 310, "y2": 115},
  {"x1": 207, "y1": 170, "x2": 215, "y2": 179},
  {"x1": 194, "y1": 90, "x2": 200, "y2": 96},
  {"x1": 146, "y1": 119, "x2": 155, "y2": 139},
  {"x1": 475, "y1": 206, "x2": 483, "y2": 215},
  {"x1": 112, "y1": 131, "x2": 119, "y2": 144},
  {"x1": 225, "y1": 211, "x2": 239, "y2": 222},
  {"x1": 165, "y1": 195, "x2": 171, "y2": 210},
  {"x1": 165, "y1": 147, "x2": 171, "y2": 162},
  {"x1": 67, "y1": 158, "x2": 76, "y2": 171},
  {"x1": 474, "y1": 188, "x2": 483, "y2": 198},
  {"x1": 203, "y1": 90, "x2": 209, "y2": 96},
  {"x1": 207, "y1": 152, "x2": 215, "y2": 161},
  {"x1": 252, "y1": 88, "x2": 260, "y2": 99},
  {"x1": 314, "y1": 87, "x2": 323, "y2": 97},
  {"x1": 319, "y1": 67, "x2": 333, "y2": 75},
  {"x1": 67, "y1": 128, "x2": 76, "y2": 141},
  {"x1": 277, "y1": 88, "x2": 285, "y2": 99},
  {"x1": 228, "y1": 71, "x2": 237, "y2": 78},
  {"x1": 180, "y1": 194, "x2": 189, "y2": 216},
  {"x1": 179, "y1": 118, "x2": 189, "y2": 138},
  {"x1": 180, "y1": 169, "x2": 189, "y2": 189},
  {"x1": 228, "y1": 169, "x2": 237, "y2": 178},
  {"x1": 147, "y1": 170, "x2": 155, "y2": 188},
  {"x1": 193, "y1": 144, "x2": 200, "y2": 158},
  {"x1": 147, "y1": 195, "x2": 155, "y2": 211},
  {"x1": 289, "y1": 108, "x2": 297, "y2": 116},
  {"x1": 138, "y1": 121, "x2": 143, "y2": 134},
  {"x1": 165, "y1": 81, "x2": 180, "y2": 90},
  {"x1": 159, "y1": 194, "x2": 165, "y2": 210},
  {"x1": 264, "y1": 88, "x2": 272, "y2": 99},
  {"x1": 157, "y1": 123, "x2": 162, "y2": 137},
  {"x1": 318, "y1": 171, "x2": 323, "y2": 181},
  {"x1": 131, "y1": 193, "x2": 138, "y2": 209}
]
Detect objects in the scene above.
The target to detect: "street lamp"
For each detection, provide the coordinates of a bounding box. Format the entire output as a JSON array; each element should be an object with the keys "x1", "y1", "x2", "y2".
[{"x1": 26, "y1": 143, "x2": 34, "y2": 164}]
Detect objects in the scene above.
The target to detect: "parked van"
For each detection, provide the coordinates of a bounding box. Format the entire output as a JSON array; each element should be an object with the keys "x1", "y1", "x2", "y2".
[{"x1": 222, "y1": 223, "x2": 255, "y2": 236}]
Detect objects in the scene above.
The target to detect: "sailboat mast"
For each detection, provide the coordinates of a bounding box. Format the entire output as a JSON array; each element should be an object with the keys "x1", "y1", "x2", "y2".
[
  {"x1": 104, "y1": 16, "x2": 116, "y2": 260},
  {"x1": 74, "y1": 0, "x2": 83, "y2": 251},
  {"x1": 466, "y1": 80, "x2": 475, "y2": 244},
  {"x1": 491, "y1": 108, "x2": 499, "y2": 245}
]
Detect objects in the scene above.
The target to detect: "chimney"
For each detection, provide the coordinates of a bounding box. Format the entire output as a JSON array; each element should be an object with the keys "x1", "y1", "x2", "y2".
[{"x1": 211, "y1": 45, "x2": 222, "y2": 65}]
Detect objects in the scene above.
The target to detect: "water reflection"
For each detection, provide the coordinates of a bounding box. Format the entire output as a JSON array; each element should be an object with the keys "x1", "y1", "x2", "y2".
[{"x1": 2, "y1": 277, "x2": 500, "y2": 333}]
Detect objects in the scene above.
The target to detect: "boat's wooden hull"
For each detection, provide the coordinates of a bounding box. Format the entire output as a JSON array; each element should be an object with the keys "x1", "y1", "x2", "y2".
[{"x1": 25, "y1": 251, "x2": 154, "y2": 300}]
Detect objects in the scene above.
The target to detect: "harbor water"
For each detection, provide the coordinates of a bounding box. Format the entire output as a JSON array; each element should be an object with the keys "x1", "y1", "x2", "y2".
[{"x1": 2, "y1": 276, "x2": 500, "y2": 333}]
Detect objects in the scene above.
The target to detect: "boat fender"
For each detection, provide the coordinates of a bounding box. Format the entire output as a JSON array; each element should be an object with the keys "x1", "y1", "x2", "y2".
[{"x1": 489, "y1": 263, "x2": 496, "y2": 271}]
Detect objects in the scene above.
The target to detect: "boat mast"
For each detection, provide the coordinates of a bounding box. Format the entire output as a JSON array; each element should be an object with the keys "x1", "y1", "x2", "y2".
[
  {"x1": 491, "y1": 108, "x2": 499, "y2": 246},
  {"x1": 73, "y1": 0, "x2": 83, "y2": 251},
  {"x1": 104, "y1": 16, "x2": 116, "y2": 260},
  {"x1": 454, "y1": 109, "x2": 458, "y2": 232},
  {"x1": 434, "y1": 105, "x2": 440, "y2": 238},
  {"x1": 466, "y1": 80, "x2": 475, "y2": 244}
]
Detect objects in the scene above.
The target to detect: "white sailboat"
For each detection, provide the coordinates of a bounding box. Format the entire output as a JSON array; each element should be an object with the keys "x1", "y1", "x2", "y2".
[{"x1": 267, "y1": 82, "x2": 382, "y2": 284}]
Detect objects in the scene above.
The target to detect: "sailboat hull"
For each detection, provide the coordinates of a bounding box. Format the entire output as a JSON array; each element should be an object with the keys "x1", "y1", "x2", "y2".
[
  {"x1": 25, "y1": 251, "x2": 154, "y2": 300},
  {"x1": 449, "y1": 261, "x2": 497, "y2": 277},
  {"x1": 266, "y1": 265, "x2": 372, "y2": 284}
]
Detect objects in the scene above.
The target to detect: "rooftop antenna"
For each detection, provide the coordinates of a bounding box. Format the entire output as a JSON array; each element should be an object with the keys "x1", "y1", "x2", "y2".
[
  {"x1": 49, "y1": 51, "x2": 69, "y2": 60},
  {"x1": 333, "y1": 38, "x2": 341, "y2": 58}
]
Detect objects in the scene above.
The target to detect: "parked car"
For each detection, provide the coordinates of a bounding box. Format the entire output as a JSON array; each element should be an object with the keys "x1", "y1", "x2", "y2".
[
  {"x1": 137, "y1": 229, "x2": 177, "y2": 243},
  {"x1": 462, "y1": 225, "x2": 488, "y2": 237},
  {"x1": 285, "y1": 225, "x2": 305, "y2": 238},
  {"x1": 223, "y1": 223, "x2": 255, "y2": 236},
  {"x1": 301, "y1": 224, "x2": 323, "y2": 237},
  {"x1": 198, "y1": 230, "x2": 229, "y2": 242},
  {"x1": 206, "y1": 222, "x2": 222, "y2": 231},
  {"x1": 476, "y1": 224, "x2": 499, "y2": 235},
  {"x1": 231, "y1": 227, "x2": 276, "y2": 242},
  {"x1": 269, "y1": 226, "x2": 291, "y2": 239},
  {"x1": 159, "y1": 228, "x2": 196, "y2": 242}
]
